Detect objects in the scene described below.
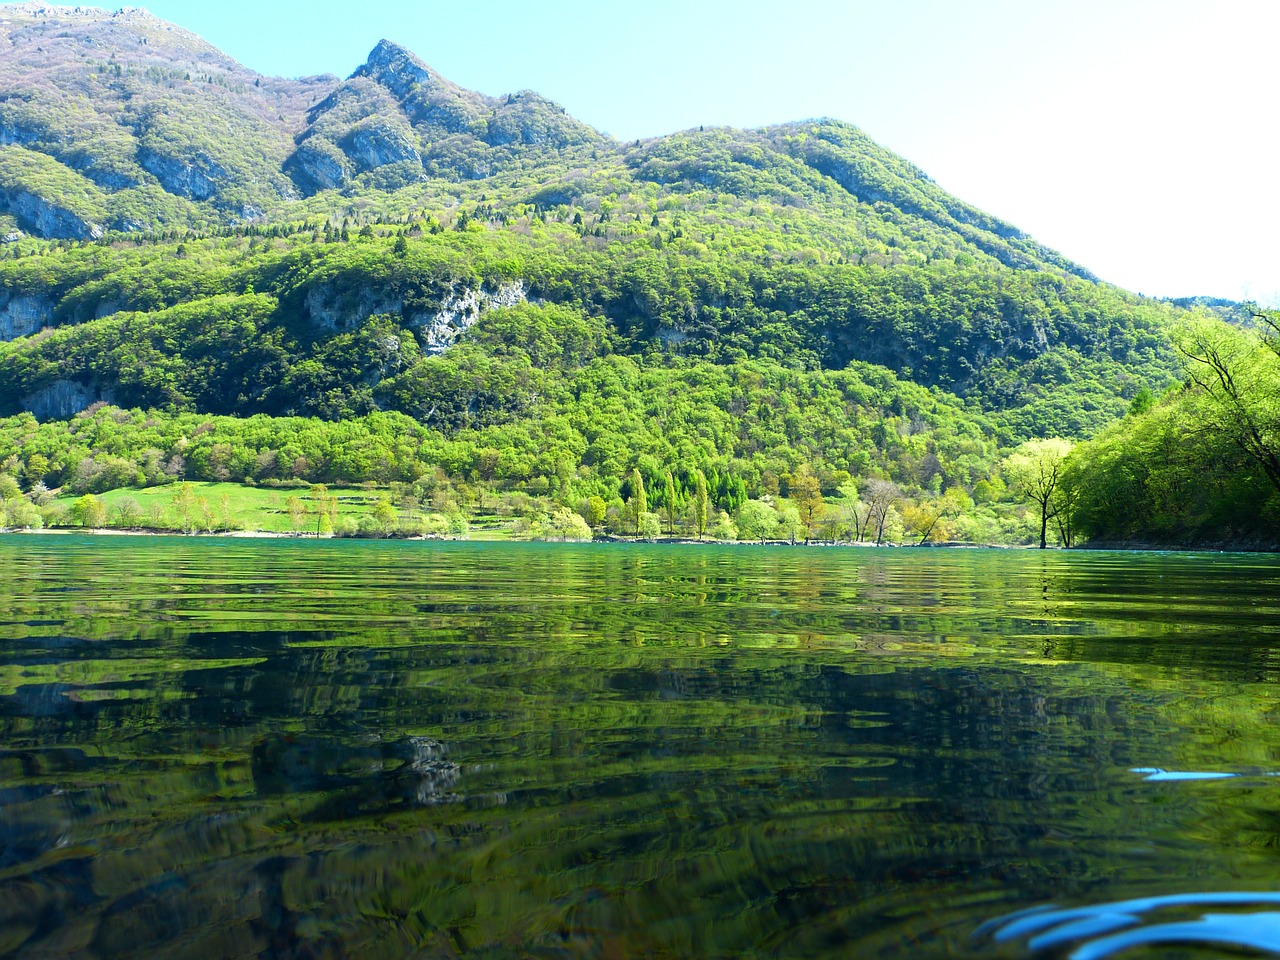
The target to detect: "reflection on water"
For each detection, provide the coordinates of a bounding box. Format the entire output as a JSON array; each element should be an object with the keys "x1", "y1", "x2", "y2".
[
  {"x1": 979, "y1": 892, "x2": 1280, "y2": 958},
  {"x1": 1, "y1": 537, "x2": 1279, "y2": 957}
]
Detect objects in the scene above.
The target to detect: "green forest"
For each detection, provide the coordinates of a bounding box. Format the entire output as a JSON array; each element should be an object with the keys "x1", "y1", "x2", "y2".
[{"x1": 0, "y1": 8, "x2": 1275, "y2": 549}]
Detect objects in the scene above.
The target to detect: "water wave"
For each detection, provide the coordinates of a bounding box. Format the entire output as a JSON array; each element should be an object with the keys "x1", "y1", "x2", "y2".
[{"x1": 976, "y1": 892, "x2": 1280, "y2": 958}]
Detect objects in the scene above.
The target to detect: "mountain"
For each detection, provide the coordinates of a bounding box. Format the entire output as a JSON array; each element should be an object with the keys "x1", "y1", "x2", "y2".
[
  {"x1": 0, "y1": 4, "x2": 1225, "y2": 547},
  {"x1": 0, "y1": 4, "x2": 1083, "y2": 276}
]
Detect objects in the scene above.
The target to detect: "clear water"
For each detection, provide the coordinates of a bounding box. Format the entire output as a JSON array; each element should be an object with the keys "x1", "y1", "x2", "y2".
[{"x1": 2, "y1": 537, "x2": 1280, "y2": 958}]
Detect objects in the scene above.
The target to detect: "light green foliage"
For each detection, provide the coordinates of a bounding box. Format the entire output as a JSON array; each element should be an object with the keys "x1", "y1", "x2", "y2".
[
  {"x1": 584, "y1": 495, "x2": 607, "y2": 529},
  {"x1": 628, "y1": 468, "x2": 647, "y2": 536},
  {"x1": 71, "y1": 493, "x2": 106, "y2": 528},
  {"x1": 1176, "y1": 315, "x2": 1280, "y2": 492},
  {"x1": 1067, "y1": 315, "x2": 1280, "y2": 547},
  {"x1": 776, "y1": 504, "x2": 805, "y2": 544},
  {"x1": 736, "y1": 499, "x2": 779, "y2": 544},
  {"x1": 519, "y1": 507, "x2": 593, "y2": 542},
  {"x1": 707, "y1": 509, "x2": 737, "y2": 541},
  {"x1": 0, "y1": 9, "x2": 1236, "y2": 549},
  {"x1": 1003, "y1": 438, "x2": 1073, "y2": 549},
  {"x1": 4, "y1": 496, "x2": 43, "y2": 529},
  {"x1": 373, "y1": 496, "x2": 398, "y2": 532},
  {"x1": 636, "y1": 511, "x2": 662, "y2": 540},
  {"x1": 788, "y1": 464, "x2": 823, "y2": 541},
  {"x1": 694, "y1": 470, "x2": 709, "y2": 540}
]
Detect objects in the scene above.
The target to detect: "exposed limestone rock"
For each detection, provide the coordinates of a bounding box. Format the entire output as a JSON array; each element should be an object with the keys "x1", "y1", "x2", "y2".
[
  {"x1": 137, "y1": 146, "x2": 224, "y2": 201},
  {"x1": 290, "y1": 140, "x2": 351, "y2": 192},
  {"x1": 344, "y1": 123, "x2": 421, "y2": 172},
  {"x1": 0, "y1": 290, "x2": 54, "y2": 340},
  {"x1": 0, "y1": 119, "x2": 43, "y2": 148},
  {"x1": 0, "y1": 188, "x2": 102, "y2": 239},
  {"x1": 23, "y1": 379, "x2": 113, "y2": 420},
  {"x1": 301, "y1": 280, "x2": 529, "y2": 352},
  {"x1": 354, "y1": 40, "x2": 433, "y2": 100},
  {"x1": 303, "y1": 286, "x2": 403, "y2": 333},
  {"x1": 419, "y1": 281, "x2": 527, "y2": 354}
]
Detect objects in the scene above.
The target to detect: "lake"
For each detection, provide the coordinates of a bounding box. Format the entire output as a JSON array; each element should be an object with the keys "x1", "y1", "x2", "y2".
[{"x1": 2, "y1": 537, "x2": 1280, "y2": 958}]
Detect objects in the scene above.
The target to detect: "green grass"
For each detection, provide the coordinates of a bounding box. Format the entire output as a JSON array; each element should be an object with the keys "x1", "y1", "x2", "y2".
[
  {"x1": 59, "y1": 481, "x2": 509, "y2": 538},
  {"x1": 87, "y1": 482, "x2": 387, "y2": 534}
]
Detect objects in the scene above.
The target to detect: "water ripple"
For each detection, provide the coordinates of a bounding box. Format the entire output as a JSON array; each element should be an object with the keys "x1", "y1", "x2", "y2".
[{"x1": 978, "y1": 892, "x2": 1280, "y2": 958}]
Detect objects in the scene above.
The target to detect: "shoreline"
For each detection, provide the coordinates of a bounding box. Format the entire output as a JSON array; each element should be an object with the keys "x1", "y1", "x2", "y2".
[{"x1": 3, "y1": 526, "x2": 1278, "y2": 554}]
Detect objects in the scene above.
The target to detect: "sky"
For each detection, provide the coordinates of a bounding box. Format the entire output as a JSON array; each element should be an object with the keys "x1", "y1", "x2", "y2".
[{"x1": 43, "y1": 0, "x2": 1280, "y2": 304}]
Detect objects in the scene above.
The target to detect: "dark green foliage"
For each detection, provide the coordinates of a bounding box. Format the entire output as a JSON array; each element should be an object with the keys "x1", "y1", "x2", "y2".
[{"x1": 0, "y1": 228, "x2": 1182, "y2": 440}]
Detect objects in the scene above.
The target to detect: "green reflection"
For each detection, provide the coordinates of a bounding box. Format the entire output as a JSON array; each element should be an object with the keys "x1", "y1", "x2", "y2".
[{"x1": 1, "y1": 537, "x2": 1279, "y2": 957}]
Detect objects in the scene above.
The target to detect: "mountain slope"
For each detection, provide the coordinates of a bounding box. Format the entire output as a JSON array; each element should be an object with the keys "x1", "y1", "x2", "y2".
[
  {"x1": 0, "y1": 3, "x2": 1191, "y2": 451},
  {"x1": 0, "y1": 4, "x2": 1086, "y2": 278},
  {"x1": 0, "y1": 3, "x2": 336, "y2": 232}
]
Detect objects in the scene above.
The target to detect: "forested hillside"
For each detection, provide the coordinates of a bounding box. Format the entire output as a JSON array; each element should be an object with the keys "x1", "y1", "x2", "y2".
[{"x1": 0, "y1": 3, "x2": 1267, "y2": 547}]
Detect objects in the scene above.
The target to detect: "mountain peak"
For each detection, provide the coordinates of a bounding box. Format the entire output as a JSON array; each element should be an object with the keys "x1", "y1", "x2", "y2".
[{"x1": 353, "y1": 39, "x2": 434, "y2": 99}]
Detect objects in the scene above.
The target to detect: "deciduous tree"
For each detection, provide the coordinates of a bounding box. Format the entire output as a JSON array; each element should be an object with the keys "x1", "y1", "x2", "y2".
[{"x1": 1004, "y1": 438, "x2": 1073, "y2": 549}]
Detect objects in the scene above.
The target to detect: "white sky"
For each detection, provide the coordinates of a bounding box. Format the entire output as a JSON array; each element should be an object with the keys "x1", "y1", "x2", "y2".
[{"x1": 38, "y1": 0, "x2": 1280, "y2": 304}]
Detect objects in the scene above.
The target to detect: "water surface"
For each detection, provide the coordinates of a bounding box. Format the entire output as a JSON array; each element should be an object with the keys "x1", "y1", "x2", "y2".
[{"x1": 2, "y1": 537, "x2": 1280, "y2": 958}]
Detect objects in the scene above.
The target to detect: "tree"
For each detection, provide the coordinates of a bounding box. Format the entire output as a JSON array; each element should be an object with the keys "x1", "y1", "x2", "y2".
[
  {"x1": 1053, "y1": 459, "x2": 1085, "y2": 548},
  {"x1": 707, "y1": 510, "x2": 737, "y2": 541},
  {"x1": 736, "y1": 499, "x2": 778, "y2": 544},
  {"x1": 112, "y1": 496, "x2": 143, "y2": 529},
  {"x1": 172, "y1": 482, "x2": 198, "y2": 533},
  {"x1": 637, "y1": 511, "x2": 661, "y2": 539},
  {"x1": 664, "y1": 471, "x2": 677, "y2": 536},
  {"x1": 310, "y1": 484, "x2": 337, "y2": 537},
  {"x1": 628, "y1": 468, "x2": 647, "y2": 536},
  {"x1": 550, "y1": 508, "x2": 592, "y2": 541},
  {"x1": 72, "y1": 494, "x2": 106, "y2": 529},
  {"x1": 4, "y1": 498, "x2": 42, "y2": 530},
  {"x1": 693, "y1": 469, "x2": 709, "y2": 540},
  {"x1": 903, "y1": 486, "x2": 971, "y2": 545},
  {"x1": 286, "y1": 495, "x2": 306, "y2": 534},
  {"x1": 373, "y1": 496, "x2": 398, "y2": 535},
  {"x1": 776, "y1": 504, "x2": 805, "y2": 544},
  {"x1": 789, "y1": 464, "x2": 824, "y2": 542},
  {"x1": 24, "y1": 453, "x2": 49, "y2": 488},
  {"x1": 1176, "y1": 315, "x2": 1280, "y2": 494},
  {"x1": 584, "y1": 495, "x2": 607, "y2": 529},
  {"x1": 1004, "y1": 438, "x2": 1073, "y2": 549},
  {"x1": 861, "y1": 478, "x2": 901, "y2": 545}
]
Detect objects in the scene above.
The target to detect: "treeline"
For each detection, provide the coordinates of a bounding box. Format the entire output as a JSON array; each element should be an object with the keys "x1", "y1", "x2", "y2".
[{"x1": 0, "y1": 350, "x2": 998, "y2": 499}]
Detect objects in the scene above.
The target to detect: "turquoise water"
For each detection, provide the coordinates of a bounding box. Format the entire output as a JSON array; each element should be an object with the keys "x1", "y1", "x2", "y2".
[{"x1": 2, "y1": 537, "x2": 1280, "y2": 958}]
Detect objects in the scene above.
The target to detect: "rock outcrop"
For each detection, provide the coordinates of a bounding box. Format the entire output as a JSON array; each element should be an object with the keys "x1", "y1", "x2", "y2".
[
  {"x1": 289, "y1": 140, "x2": 351, "y2": 192},
  {"x1": 0, "y1": 187, "x2": 102, "y2": 240},
  {"x1": 419, "y1": 281, "x2": 528, "y2": 354},
  {"x1": 301, "y1": 279, "x2": 529, "y2": 351},
  {"x1": 23, "y1": 379, "x2": 112, "y2": 420},
  {"x1": 0, "y1": 290, "x2": 54, "y2": 340},
  {"x1": 344, "y1": 123, "x2": 421, "y2": 172},
  {"x1": 137, "y1": 147, "x2": 225, "y2": 201}
]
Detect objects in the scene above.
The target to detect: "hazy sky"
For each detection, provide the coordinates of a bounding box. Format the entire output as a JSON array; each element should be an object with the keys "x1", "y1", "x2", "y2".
[{"x1": 47, "y1": 0, "x2": 1280, "y2": 304}]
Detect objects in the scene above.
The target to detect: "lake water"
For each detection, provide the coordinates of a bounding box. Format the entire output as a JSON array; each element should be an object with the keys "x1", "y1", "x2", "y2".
[{"x1": 2, "y1": 537, "x2": 1280, "y2": 959}]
